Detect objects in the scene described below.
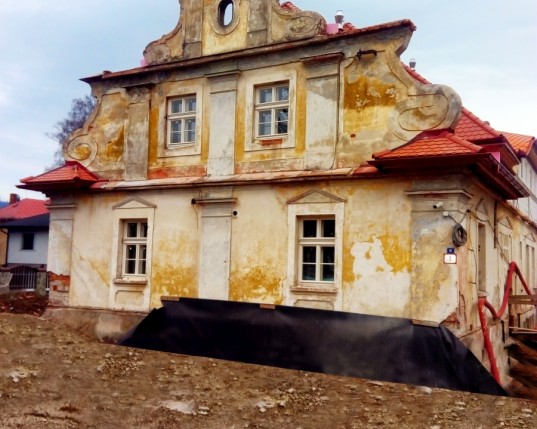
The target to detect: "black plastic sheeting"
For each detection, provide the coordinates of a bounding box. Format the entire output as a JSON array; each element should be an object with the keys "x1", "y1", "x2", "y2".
[{"x1": 120, "y1": 297, "x2": 506, "y2": 396}]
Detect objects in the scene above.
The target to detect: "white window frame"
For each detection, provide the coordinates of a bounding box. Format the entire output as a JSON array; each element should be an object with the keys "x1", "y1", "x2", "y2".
[
  {"x1": 254, "y1": 83, "x2": 289, "y2": 138},
  {"x1": 167, "y1": 95, "x2": 197, "y2": 146},
  {"x1": 298, "y1": 217, "x2": 335, "y2": 285},
  {"x1": 244, "y1": 70, "x2": 296, "y2": 151},
  {"x1": 122, "y1": 220, "x2": 148, "y2": 277},
  {"x1": 110, "y1": 197, "x2": 156, "y2": 311},
  {"x1": 286, "y1": 194, "x2": 344, "y2": 310},
  {"x1": 158, "y1": 85, "x2": 202, "y2": 158}
]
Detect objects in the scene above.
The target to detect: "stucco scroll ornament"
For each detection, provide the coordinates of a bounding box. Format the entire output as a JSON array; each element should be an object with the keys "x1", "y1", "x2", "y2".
[
  {"x1": 385, "y1": 48, "x2": 462, "y2": 142},
  {"x1": 270, "y1": 0, "x2": 326, "y2": 42},
  {"x1": 143, "y1": 0, "x2": 186, "y2": 65},
  {"x1": 64, "y1": 98, "x2": 101, "y2": 167}
]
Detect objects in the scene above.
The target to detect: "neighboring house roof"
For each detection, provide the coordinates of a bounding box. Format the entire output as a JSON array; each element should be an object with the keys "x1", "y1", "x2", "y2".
[
  {"x1": 454, "y1": 108, "x2": 501, "y2": 142},
  {"x1": 18, "y1": 161, "x2": 101, "y2": 193},
  {"x1": 503, "y1": 132, "x2": 535, "y2": 156},
  {"x1": 0, "y1": 213, "x2": 50, "y2": 229},
  {"x1": 0, "y1": 198, "x2": 48, "y2": 222}
]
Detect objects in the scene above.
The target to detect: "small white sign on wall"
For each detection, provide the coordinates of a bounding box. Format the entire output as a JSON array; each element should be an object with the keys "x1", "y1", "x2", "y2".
[{"x1": 444, "y1": 248, "x2": 457, "y2": 264}]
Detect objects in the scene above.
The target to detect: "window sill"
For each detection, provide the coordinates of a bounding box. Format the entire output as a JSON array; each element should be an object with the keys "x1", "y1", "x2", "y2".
[
  {"x1": 258, "y1": 138, "x2": 284, "y2": 146},
  {"x1": 114, "y1": 278, "x2": 148, "y2": 287},
  {"x1": 291, "y1": 285, "x2": 338, "y2": 295},
  {"x1": 167, "y1": 142, "x2": 196, "y2": 150}
]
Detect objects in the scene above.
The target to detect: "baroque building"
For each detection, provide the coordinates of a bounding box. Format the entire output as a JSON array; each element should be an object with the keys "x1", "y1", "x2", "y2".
[{"x1": 20, "y1": 0, "x2": 536, "y2": 387}]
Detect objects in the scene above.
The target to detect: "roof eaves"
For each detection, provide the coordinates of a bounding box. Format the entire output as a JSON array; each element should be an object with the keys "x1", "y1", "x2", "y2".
[{"x1": 82, "y1": 20, "x2": 416, "y2": 84}]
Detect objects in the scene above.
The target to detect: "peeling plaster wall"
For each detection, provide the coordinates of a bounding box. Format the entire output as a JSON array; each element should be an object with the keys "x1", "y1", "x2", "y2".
[
  {"x1": 69, "y1": 194, "x2": 116, "y2": 308},
  {"x1": 65, "y1": 180, "x2": 479, "y2": 325},
  {"x1": 49, "y1": 0, "x2": 537, "y2": 381},
  {"x1": 228, "y1": 186, "x2": 288, "y2": 305}
]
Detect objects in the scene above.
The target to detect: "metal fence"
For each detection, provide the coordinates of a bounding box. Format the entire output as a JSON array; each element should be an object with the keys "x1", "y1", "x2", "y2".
[{"x1": 4, "y1": 266, "x2": 48, "y2": 291}]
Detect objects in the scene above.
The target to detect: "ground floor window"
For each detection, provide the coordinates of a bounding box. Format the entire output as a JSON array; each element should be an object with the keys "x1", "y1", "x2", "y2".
[
  {"x1": 298, "y1": 217, "x2": 335, "y2": 284},
  {"x1": 122, "y1": 221, "x2": 148, "y2": 276}
]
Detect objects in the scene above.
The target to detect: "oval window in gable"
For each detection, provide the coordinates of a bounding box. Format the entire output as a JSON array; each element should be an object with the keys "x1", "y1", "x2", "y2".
[{"x1": 218, "y1": 0, "x2": 234, "y2": 27}]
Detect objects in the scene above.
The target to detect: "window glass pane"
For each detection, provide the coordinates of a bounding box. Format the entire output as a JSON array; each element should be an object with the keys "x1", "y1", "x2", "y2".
[
  {"x1": 170, "y1": 120, "x2": 182, "y2": 144},
  {"x1": 186, "y1": 130, "x2": 195, "y2": 142},
  {"x1": 126, "y1": 260, "x2": 136, "y2": 274},
  {"x1": 127, "y1": 223, "x2": 138, "y2": 237},
  {"x1": 322, "y1": 246, "x2": 334, "y2": 263},
  {"x1": 322, "y1": 264, "x2": 334, "y2": 282},
  {"x1": 302, "y1": 246, "x2": 316, "y2": 263},
  {"x1": 185, "y1": 98, "x2": 196, "y2": 112},
  {"x1": 276, "y1": 108, "x2": 288, "y2": 134},
  {"x1": 322, "y1": 219, "x2": 335, "y2": 237},
  {"x1": 140, "y1": 245, "x2": 147, "y2": 274},
  {"x1": 170, "y1": 99, "x2": 182, "y2": 113},
  {"x1": 258, "y1": 110, "x2": 272, "y2": 124},
  {"x1": 127, "y1": 244, "x2": 137, "y2": 259},
  {"x1": 185, "y1": 118, "x2": 196, "y2": 142},
  {"x1": 302, "y1": 264, "x2": 316, "y2": 281},
  {"x1": 258, "y1": 110, "x2": 272, "y2": 136},
  {"x1": 277, "y1": 86, "x2": 289, "y2": 101},
  {"x1": 141, "y1": 223, "x2": 148, "y2": 238},
  {"x1": 258, "y1": 123, "x2": 271, "y2": 136},
  {"x1": 258, "y1": 88, "x2": 272, "y2": 103},
  {"x1": 302, "y1": 220, "x2": 317, "y2": 238}
]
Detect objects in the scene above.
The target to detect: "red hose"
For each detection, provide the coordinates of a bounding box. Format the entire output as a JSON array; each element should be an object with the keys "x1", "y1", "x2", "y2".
[
  {"x1": 478, "y1": 296, "x2": 501, "y2": 383},
  {"x1": 477, "y1": 261, "x2": 534, "y2": 385}
]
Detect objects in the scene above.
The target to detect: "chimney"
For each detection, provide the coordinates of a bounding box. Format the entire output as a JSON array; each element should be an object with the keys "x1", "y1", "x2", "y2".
[
  {"x1": 9, "y1": 193, "x2": 20, "y2": 205},
  {"x1": 335, "y1": 10, "x2": 344, "y2": 30}
]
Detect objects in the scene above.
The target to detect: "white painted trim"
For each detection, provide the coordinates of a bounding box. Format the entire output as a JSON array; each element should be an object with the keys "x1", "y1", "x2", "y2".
[{"x1": 285, "y1": 193, "x2": 344, "y2": 310}]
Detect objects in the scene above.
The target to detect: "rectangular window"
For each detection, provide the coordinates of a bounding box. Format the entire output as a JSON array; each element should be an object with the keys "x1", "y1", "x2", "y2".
[
  {"x1": 122, "y1": 221, "x2": 148, "y2": 276},
  {"x1": 167, "y1": 95, "x2": 196, "y2": 145},
  {"x1": 298, "y1": 218, "x2": 335, "y2": 283},
  {"x1": 255, "y1": 83, "x2": 289, "y2": 137},
  {"x1": 21, "y1": 233, "x2": 35, "y2": 251}
]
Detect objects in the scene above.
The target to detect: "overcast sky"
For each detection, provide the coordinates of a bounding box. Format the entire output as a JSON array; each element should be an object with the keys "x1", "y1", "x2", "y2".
[{"x1": 1, "y1": 0, "x2": 535, "y2": 201}]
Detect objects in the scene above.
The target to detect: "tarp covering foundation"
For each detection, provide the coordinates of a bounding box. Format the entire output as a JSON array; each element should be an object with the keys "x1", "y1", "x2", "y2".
[{"x1": 120, "y1": 297, "x2": 506, "y2": 396}]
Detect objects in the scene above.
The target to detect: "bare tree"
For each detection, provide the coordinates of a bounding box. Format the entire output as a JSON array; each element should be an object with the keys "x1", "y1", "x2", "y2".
[{"x1": 47, "y1": 95, "x2": 96, "y2": 170}]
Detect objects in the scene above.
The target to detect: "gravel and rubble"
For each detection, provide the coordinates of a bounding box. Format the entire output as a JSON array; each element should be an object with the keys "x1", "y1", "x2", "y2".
[{"x1": 1, "y1": 293, "x2": 536, "y2": 428}]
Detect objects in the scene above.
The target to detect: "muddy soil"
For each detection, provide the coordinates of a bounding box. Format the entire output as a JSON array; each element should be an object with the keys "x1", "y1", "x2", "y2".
[{"x1": 1, "y1": 293, "x2": 536, "y2": 428}]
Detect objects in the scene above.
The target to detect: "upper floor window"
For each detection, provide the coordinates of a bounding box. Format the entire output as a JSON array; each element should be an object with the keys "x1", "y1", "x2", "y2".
[
  {"x1": 21, "y1": 233, "x2": 35, "y2": 251},
  {"x1": 122, "y1": 221, "x2": 148, "y2": 276},
  {"x1": 167, "y1": 95, "x2": 197, "y2": 145},
  {"x1": 255, "y1": 84, "x2": 289, "y2": 137},
  {"x1": 298, "y1": 217, "x2": 335, "y2": 283}
]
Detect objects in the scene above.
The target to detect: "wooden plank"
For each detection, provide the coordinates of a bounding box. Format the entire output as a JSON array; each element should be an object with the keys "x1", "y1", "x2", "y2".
[{"x1": 509, "y1": 295, "x2": 537, "y2": 305}]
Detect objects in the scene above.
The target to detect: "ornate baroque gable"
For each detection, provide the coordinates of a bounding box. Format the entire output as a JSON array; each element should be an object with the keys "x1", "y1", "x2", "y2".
[{"x1": 143, "y1": 0, "x2": 326, "y2": 64}]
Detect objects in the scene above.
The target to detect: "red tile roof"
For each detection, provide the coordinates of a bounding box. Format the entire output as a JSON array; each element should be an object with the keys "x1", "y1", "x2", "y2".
[
  {"x1": 18, "y1": 161, "x2": 101, "y2": 192},
  {"x1": 373, "y1": 130, "x2": 484, "y2": 160},
  {"x1": 454, "y1": 108, "x2": 501, "y2": 142},
  {"x1": 401, "y1": 64, "x2": 501, "y2": 143},
  {"x1": 280, "y1": 1, "x2": 300, "y2": 12},
  {"x1": 503, "y1": 132, "x2": 535, "y2": 155},
  {"x1": 0, "y1": 198, "x2": 48, "y2": 222}
]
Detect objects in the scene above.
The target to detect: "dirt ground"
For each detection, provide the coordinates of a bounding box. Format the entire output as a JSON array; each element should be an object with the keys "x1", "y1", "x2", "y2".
[{"x1": 1, "y1": 293, "x2": 537, "y2": 428}]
